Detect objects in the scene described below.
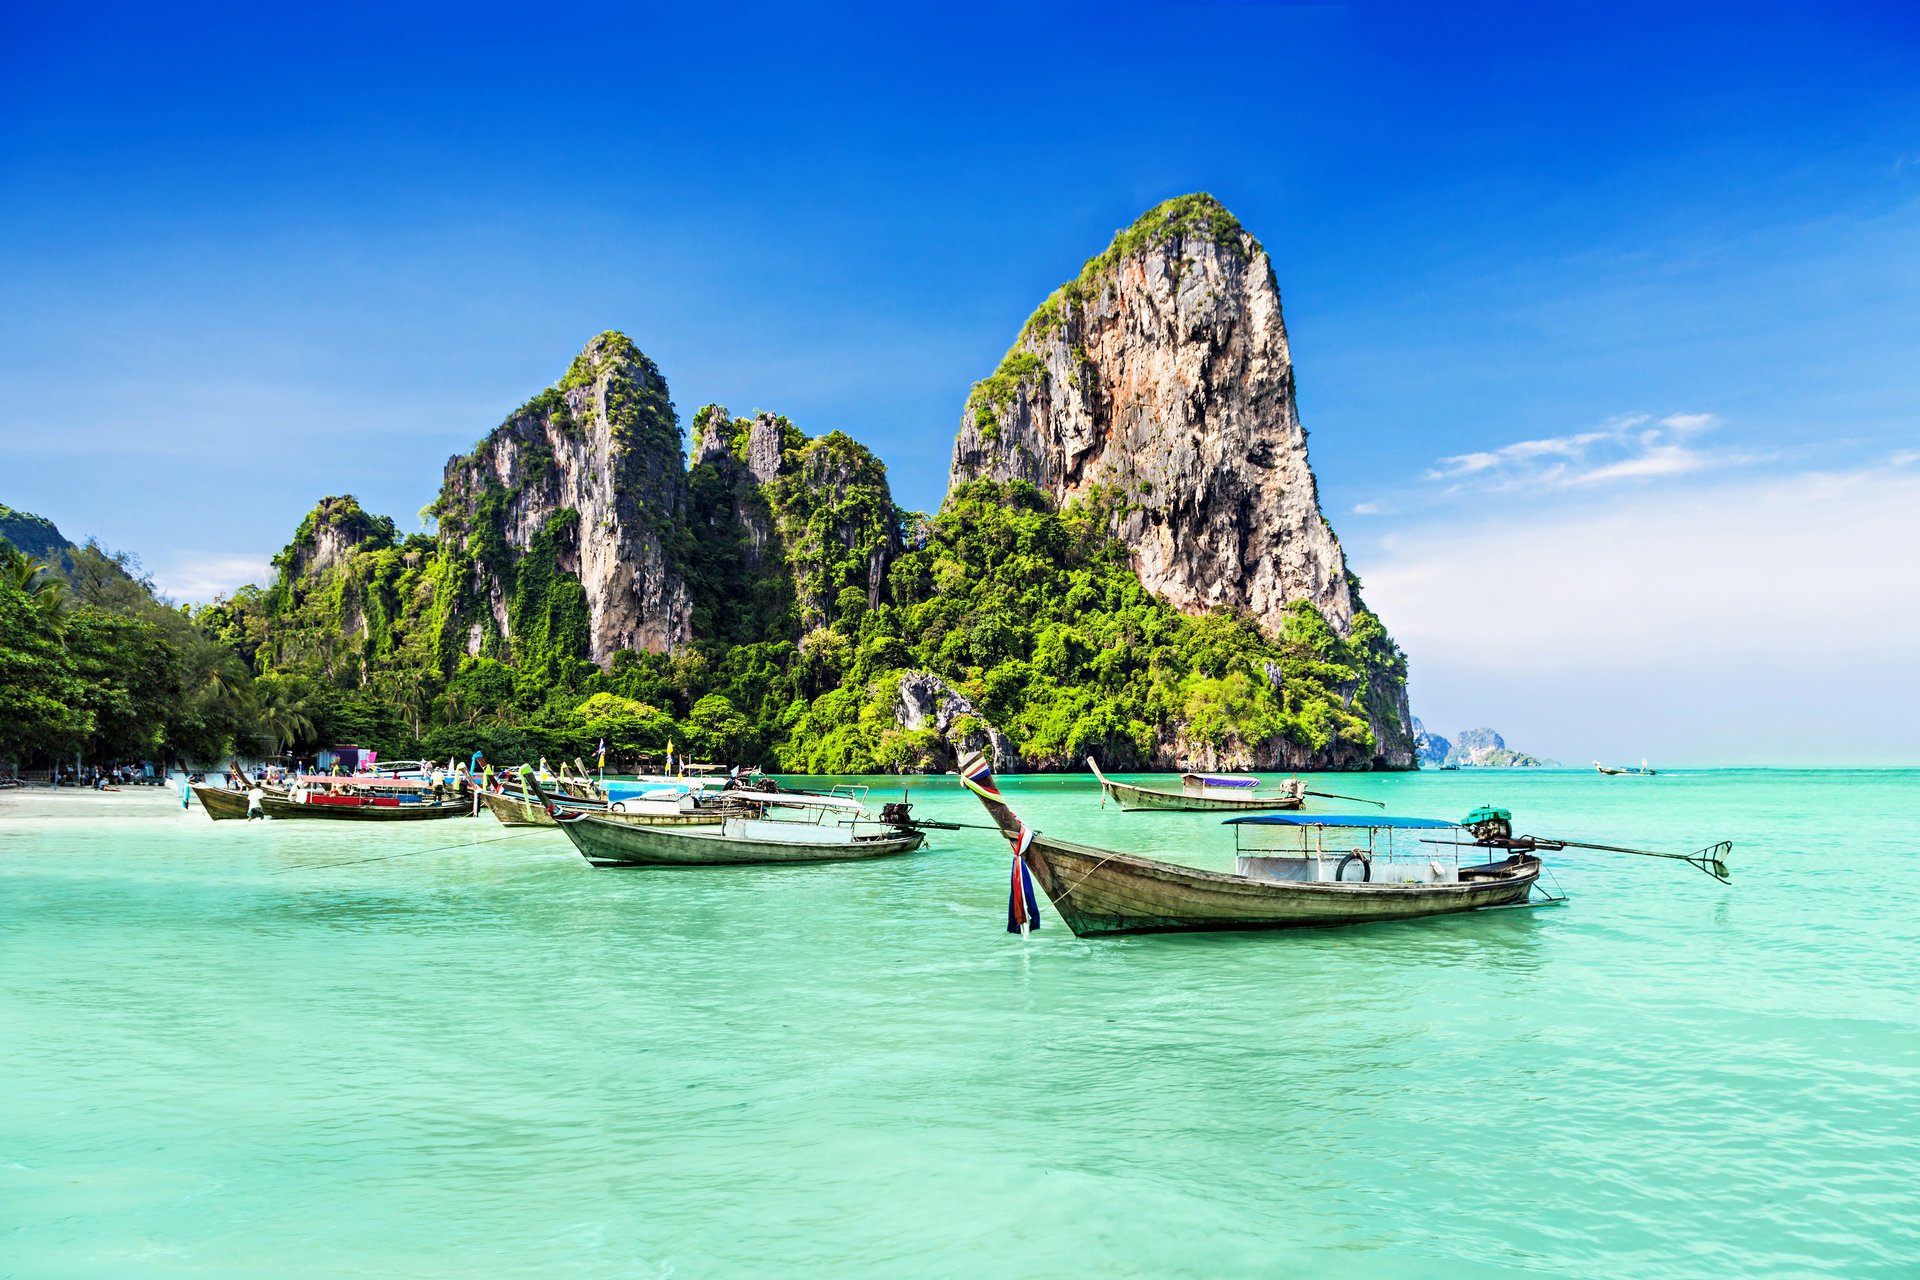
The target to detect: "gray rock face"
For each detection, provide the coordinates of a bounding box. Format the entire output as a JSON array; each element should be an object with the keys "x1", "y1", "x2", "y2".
[
  {"x1": 1453, "y1": 727, "x2": 1506, "y2": 757},
  {"x1": 1422, "y1": 724, "x2": 1549, "y2": 768},
  {"x1": 690, "y1": 406, "x2": 782, "y2": 573},
  {"x1": 949, "y1": 197, "x2": 1354, "y2": 635},
  {"x1": 439, "y1": 333, "x2": 692, "y2": 666},
  {"x1": 947, "y1": 194, "x2": 1413, "y2": 768},
  {"x1": 895, "y1": 670, "x2": 1021, "y2": 770},
  {"x1": 283, "y1": 496, "x2": 394, "y2": 580},
  {"x1": 1412, "y1": 718, "x2": 1452, "y2": 767}
]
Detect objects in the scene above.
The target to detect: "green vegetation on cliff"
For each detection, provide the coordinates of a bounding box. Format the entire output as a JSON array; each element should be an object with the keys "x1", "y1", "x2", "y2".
[{"x1": 201, "y1": 448, "x2": 1399, "y2": 774}]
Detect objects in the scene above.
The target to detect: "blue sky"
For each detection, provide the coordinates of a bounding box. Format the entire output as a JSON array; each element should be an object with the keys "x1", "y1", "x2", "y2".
[{"x1": 3, "y1": 2, "x2": 1917, "y2": 762}]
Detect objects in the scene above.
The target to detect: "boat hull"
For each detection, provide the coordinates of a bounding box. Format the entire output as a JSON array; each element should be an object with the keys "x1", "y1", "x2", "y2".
[
  {"x1": 476, "y1": 788, "x2": 613, "y2": 827},
  {"x1": 1101, "y1": 779, "x2": 1304, "y2": 813},
  {"x1": 190, "y1": 784, "x2": 252, "y2": 820},
  {"x1": 478, "y1": 788, "x2": 551, "y2": 827},
  {"x1": 1023, "y1": 834, "x2": 1538, "y2": 936},
  {"x1": 262, "y1": 794, "x2": 473, "y2": 821},
  {"x1": 554, "y1": 812, "x2": 925, "y2": 868},
  {"x1": 1087, "y1": 758, "x2": 1304, "y2": 812}
]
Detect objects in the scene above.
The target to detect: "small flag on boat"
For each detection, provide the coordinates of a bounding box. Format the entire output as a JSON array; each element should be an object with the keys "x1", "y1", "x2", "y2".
[
  {"x1": 958, "y1": 749, "x2": 999, "y2": 794},
  {"x1": 667, "y1": 740, "x2": 676, "y2": 776},
  {"x1": 597, "y1": 739, "x2": 606, "y2": 769},
  {"x1": 1007, "y1": 823, "x2": 1040, "y2": 936}
]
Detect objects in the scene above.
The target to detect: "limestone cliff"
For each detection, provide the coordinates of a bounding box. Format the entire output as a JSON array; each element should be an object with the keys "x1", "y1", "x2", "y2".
[
  {"x1": 948, "y1": 193, "x2": 1413, "y2": 768},
  {"x1": 436, "y1": 332, "x2": 692, "y2": 667},
  {"x1": 1438, "y1": 726, "x2": 1550, "y2": 769},
  {"x1": 1412, "y1": 718, "x2": 1452, "y2": 767},
  {"x1": 278, "y1": 496, "x2": 396, "y2": 580},
  {"x1": 686, "y1": 406, "x2": 902, "y2": 642}
]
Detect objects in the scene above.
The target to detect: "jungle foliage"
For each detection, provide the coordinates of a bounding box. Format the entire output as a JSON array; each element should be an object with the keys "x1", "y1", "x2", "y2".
[{"x1": 0, "y1": 537, "x2": 263, "y2": 767}]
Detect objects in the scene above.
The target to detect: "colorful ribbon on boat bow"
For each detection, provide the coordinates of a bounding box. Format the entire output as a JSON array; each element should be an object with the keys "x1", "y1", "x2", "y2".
[
  {"x1": 957, "y1": 750, "x2": 1038, "y2": 935},
  {"x1": 1007, "y1": 823, "x2": 1040, "y2": 936},
  {"x1": 959, "y1": 749, "x2": 999, "y2": 794}
]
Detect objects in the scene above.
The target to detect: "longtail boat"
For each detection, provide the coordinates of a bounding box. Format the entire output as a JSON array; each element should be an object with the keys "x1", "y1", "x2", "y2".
[
  {"x1": 1085, "y1": 757, "x2": 1305, "y2": 812},
  {"x1": 1595, "y1": 759, "x2": 1658, "y2": 776},
  {"x1": 969, "y1": 752, "x2": 1542, "y2": 935},
  {"x1": 477, "y1": 786, "x2": 610, "y2": 828},
  {"x1": 265, "y1": 790, "x2": 474, "y2": 820},
  {"x1": 528, "y1": 774, "x2": 924, "y2": 868},
  {"x1": 961, "y1": 752, "x2": 1729, "y2": 937},
  {"x1": 190, "y1": 783, "x2": 253, "y2": 820},
  {"x1": 193, "y1": 784, "x2": 473, "y2": 821}
]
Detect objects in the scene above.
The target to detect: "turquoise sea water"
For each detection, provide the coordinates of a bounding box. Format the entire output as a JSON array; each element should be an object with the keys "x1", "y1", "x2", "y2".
[{"x1": 3, "y1": 769, "x2": 1916, "y2": 1277}]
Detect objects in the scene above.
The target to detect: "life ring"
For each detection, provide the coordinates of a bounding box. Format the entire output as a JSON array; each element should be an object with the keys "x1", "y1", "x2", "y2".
[{"x1": 1335, "y1": 852, "x2": 1371, "y2": 883}]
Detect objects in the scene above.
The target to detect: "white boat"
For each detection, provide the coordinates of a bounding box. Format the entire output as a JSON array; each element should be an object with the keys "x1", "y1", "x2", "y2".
[{"x1": 536, "y1": 779, "x2": 925, "y2": 867}]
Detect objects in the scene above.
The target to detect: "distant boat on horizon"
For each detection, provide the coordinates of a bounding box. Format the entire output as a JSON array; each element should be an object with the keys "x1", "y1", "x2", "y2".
[{"x1": 1595, "y1": 759, "x2": 1658, "y2": 776}]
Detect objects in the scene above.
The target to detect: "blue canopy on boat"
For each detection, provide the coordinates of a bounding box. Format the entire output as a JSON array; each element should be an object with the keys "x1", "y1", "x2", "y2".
[{"x1": 1224, "y1": 814, "x2": 1462, "y2": 829}]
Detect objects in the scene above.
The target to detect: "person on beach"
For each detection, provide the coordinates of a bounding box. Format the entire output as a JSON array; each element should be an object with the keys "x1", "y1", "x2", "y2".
[{"x1": 247, "y1": 783, "x2": 265, "y2": 819}]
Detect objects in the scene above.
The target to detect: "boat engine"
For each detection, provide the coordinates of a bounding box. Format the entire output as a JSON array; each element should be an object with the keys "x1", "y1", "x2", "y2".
[
  {"x1": 1462, "y1": 805, "x2": 1514, "y2": 841},
  {"x1": 880, "y1": 801, "x2": 914, "y2": 829}
]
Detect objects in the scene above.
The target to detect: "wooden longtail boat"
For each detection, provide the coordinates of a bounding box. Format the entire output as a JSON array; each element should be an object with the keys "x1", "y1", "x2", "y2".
[
  {"x1": 190, "y1": 783, "x2": 252, "y2": 820},
  {"x1": 550, "y1": 811, "x2": 925, "y2": 867},
  {"x1": 527, "y1": 774, "x2": 924, "y2": 868},
  {"x1": 193, "y1": 782, "x2": 473, "y2": 821},
  {"x1": 265, "y1": 792, "x2": 474, "y2": 820},
  {"x1": 477, "y1": 787, "x2": 609, "y2": 828},
  {"x1": 1085, "y1": 758, "x2": 1305, "y2": 813},
  {"x1": 1594, "y1": 759, "x2": 1658, "y2": 776},
  {"x1": 963, "y1": 762, "x2": 1539, "y2": 937},
  {"x1": 477, "y1": 785, "x2": 734, "y2": 830}
]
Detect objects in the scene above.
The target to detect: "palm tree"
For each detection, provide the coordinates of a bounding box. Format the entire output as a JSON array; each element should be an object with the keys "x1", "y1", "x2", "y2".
[
  {"x1": 203, "y1": 652, "x2": 249, "y2": 708},
  {"x1": 2, "y1": 544, "x2": 68, "y2": 626},
  {"x1": 437, "y1": 687, "x2": 483, "y2": 729},
  {"x1": 257, "y1": 684, "x2": 316, "y2": 755}
]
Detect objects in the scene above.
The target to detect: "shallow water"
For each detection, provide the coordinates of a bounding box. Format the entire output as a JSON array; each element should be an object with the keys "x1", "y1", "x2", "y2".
[{"x1": 3, "y1": 769, "x2": 1916, "y2": 1277}]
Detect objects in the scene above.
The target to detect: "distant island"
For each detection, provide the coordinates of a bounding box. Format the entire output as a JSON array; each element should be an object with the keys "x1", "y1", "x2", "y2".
[
  {"x1": 1412, "y1": 720, "x2": 1555, "y2": 768},
  {"x1": 1, "y1": 195, "x2": 1418, "y2": 776}
]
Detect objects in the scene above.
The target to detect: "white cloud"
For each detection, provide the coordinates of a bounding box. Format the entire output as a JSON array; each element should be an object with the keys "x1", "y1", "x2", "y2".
[
  {"x1": 1353, "y1": 500, "x2": 1387, "y2": 515},
  {"x1": 1423, "y1": 412, "x2": 1741, "y2": 493},
  {"x1": 1562, "y1": 443, "x2": 1710, "y2": 486},
  {"x1": 1354, "y1": 466, "x2": 1920, "y2": 763},
  {"x1": 151, "y1": 553, "x2": 271, "y2": 604}
]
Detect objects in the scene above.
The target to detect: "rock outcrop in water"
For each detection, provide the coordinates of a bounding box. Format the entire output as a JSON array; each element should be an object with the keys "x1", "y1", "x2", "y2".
[
  {"x1": 1414, "y1": 721, "x2": 1551, "y2": 768},
  {"x1": 1413, "y1": 718, "x2": 1452, "y2": 767},
  {"x1": 949, "y1": 194, "x2": 1413, "y2": 767}
]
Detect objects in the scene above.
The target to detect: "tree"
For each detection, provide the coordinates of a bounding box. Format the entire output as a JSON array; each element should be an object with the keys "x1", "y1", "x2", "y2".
[
  {"x1": 0, "y1": 572, "x2": 84, "y2": 761},
  {"x1": 257, "y1": 678, "x2": 317, "y2": 755}
]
